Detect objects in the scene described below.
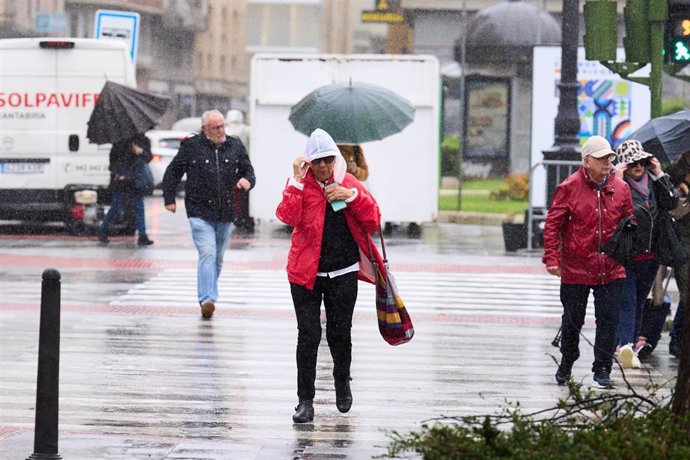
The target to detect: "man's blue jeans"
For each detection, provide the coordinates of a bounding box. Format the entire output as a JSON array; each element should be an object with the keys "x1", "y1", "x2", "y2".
[
  {"x1": 189, "y1": 217, "x2": 233, "y2": 304},
  {"x1": 100, "y1": 192, "x2": 147, "y2": 236}
]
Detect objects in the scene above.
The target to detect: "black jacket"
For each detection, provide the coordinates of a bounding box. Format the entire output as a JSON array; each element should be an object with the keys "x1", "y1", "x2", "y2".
[
  {"x1": 162, "y1": 133, "x2": 256, "y2": 223},
  {"x1": 624, "y1": 171, "x2": 678, "y2": 255}
]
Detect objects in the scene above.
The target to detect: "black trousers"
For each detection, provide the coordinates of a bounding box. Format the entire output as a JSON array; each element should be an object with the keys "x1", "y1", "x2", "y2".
[
  {"x1": 290, "y1": 271, "x2": 358, "y2": 401},
  {"x1": 559, "y1": 279, "x2": 624, "y2": 374}
]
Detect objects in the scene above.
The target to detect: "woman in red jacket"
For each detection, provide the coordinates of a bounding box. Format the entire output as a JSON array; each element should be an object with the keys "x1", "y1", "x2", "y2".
[
  {"x1": 276, "y1": 128, "x2": 384, "y2": 423},
  {"x1": 543, "y1": 135, "x2": 634, "y2": 389}
]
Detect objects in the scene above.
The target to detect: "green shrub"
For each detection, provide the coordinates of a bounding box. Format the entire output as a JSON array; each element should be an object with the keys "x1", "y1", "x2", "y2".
[
  {"x1": 489, "y1": 173, "x2": 529, "y2": 201},
  {"x1": 384, "y1": 379, "x2": 690, "y2": 459},
  {"x1": 441, "y1": 136, "x2": 460, "y2": 177},
  {"x1": 662, "y1": 97, "x2": 689, "y2": 116}
]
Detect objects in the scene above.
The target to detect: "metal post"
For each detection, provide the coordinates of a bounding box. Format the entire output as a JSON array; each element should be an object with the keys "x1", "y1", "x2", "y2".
[
  {"x1": 541, "y1": 0, "x2": 581, "y2": 208},
  {"x1": 27, "y1": 269, "x2": 62, "y2": 460},
  {"x1": 457, "y1": 0, "x2": 467, "y2": 210},
  {"x1": 648, "y1": 0, "x2": 666, "y2": 118}
]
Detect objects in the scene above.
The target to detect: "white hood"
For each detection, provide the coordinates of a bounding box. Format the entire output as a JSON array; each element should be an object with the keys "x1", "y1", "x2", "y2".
[{"x1": 304, "y1": 128, "x2": 346, "y2": 183}]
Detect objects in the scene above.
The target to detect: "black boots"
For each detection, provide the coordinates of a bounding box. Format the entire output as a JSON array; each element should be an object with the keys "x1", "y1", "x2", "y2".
[
  {"x1": 292, "y1": 399, "x2": 314, "y2": 423},
  {"x1": 335, "y1": 378, "x2": 353, "y2": 413},
  {"x1": 555, "y1": 360, "x2": 573, "y2": 385},
  {"x1": 138, "y1": 235, "x2": 154, "y2": 246}
]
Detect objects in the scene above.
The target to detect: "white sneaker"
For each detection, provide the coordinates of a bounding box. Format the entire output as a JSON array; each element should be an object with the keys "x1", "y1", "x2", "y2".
[
  {"x1": 631, "y1": 353, "x2": 641, "y2": 369},
  {"x1": 619, "y1": 343, "x2": 635, "y2": 369}
]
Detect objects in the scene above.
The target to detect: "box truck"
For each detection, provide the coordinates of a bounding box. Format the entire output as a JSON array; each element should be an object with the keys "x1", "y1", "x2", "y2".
[
  {"x1": 248, "y1": 54, "x2": 440, "y2": 232},
  {"x1": 0, "y1": 38, "x2": 136, "y2": 232}
]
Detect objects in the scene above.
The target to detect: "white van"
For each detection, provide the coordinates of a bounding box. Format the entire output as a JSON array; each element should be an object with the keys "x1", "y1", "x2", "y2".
[{"x1": 0, "y1": 38, "x2": 136, "y2": 231}]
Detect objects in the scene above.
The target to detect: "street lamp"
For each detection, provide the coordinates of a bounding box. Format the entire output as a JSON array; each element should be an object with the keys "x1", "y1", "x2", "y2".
[{"x1": 541, "y1": 0, "x2": 581, "y2": 208}]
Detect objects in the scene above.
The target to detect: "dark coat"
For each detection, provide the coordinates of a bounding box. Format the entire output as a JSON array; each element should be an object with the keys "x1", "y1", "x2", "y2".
[
  {"x1": 624, "y1": 172, "x2": 678, "y2": 256},
  {"x1": 108, "y1": 134, "x2": 152, "y2": 195},
  {"x1": 161, "y1": 133, "x2": 256, "y2": 223},
  {"x1": 542, "y1": 166, "x2": 634, "y2": 285}
]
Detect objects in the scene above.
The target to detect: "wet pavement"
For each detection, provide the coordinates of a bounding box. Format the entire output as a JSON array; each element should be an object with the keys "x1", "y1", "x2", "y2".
[{"x1": 0, "y1": 196, "x2": 680, "y2": 459}]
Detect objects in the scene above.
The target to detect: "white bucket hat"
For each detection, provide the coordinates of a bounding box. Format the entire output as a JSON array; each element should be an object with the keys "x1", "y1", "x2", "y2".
[{"x1": 615, "y1": 139, "x2": 653, "y2": 165}]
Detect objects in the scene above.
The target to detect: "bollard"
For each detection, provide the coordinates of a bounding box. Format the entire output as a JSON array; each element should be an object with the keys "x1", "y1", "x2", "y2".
[{"x1": 27, "y1": 268, "x2": 62, "y2": 460}]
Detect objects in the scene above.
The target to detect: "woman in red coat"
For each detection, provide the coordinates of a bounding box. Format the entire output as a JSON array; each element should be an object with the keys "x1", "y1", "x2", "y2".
[{"x1": 276, "y1": 128, "x2": 384, "y2": 423}]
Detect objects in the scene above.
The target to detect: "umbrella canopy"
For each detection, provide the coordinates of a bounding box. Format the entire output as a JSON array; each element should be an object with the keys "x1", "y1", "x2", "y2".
[
  {"x1": 628, "y1": 110, "x2": 690, "y2": 164},
  {"x1": 288, "y1": 81, "x2": 415, "y2": 144},
  {"x1": 87, "y1": 81, "x2": 170, "y2": 145}
]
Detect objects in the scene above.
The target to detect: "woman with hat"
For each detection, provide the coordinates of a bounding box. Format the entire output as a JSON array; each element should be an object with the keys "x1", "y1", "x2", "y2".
[{"x1": 613, "y1": 139, "x2": 678, "y2": 367}]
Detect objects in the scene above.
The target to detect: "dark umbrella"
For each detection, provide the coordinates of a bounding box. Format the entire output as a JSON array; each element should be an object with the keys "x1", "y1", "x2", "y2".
[
  {"x1": 87, "y1": 81, "x2": 170, "y2": 145},
  {"x1": 628, "y1": 110, "x2": 690, "y2": 164},
  {"x1": 288, "y1": 80, "x2": 415, "y2": 144}
]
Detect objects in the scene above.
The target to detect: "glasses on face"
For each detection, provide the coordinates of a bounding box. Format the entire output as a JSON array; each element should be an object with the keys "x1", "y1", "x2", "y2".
[
  {"x1": 628, "y1": 159, "x2": 649, "y2": 168},
  {"x1": 311, "y1": 156, "x2": 335, "y2": 165}
]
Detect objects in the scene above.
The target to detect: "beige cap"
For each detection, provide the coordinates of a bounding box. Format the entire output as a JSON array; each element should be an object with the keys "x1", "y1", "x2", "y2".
[{"x1": 581, "y1": 135, "x2": 616, "y2": 160}]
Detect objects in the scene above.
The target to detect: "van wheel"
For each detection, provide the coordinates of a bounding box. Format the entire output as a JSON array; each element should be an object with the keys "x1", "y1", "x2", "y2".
[
  {"x1": 407, "y1": 223, "x2": 422, "y2": 238},
  {"x1": 65, "y1": 220, "x2": 86, "y2": 235}
]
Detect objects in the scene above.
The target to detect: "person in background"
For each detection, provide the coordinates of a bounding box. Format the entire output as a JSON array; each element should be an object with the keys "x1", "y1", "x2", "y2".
[
  {"x1": 543, "y1": 135, "x2": 634, "y2": 388},
  {"x1": 276, "y1": 128, "x2": 384, "y2": 423},
  {"x1": 337, "y1": 144, "x2": 369, "y2": 182},
  {"x1": 225, "y1": 109, "x2": 253, "y2": 233},
  {"x1": 612, "y1": 140, "x2": 677, "y2": 367},
  {"x1": 664, "y1": 150, "x2": 690, "y2": 358},
  {"x1": 99, "y1": 133, "x2": 154, "y2": 246},
  {"x1": 162, "y1": 110, "x2": 256, "y2": 319}
]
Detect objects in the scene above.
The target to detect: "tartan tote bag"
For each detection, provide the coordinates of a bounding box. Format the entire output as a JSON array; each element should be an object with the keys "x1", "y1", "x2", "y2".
[{"x1": 371, "y1": 231, "x2": 414, "y2": 346}]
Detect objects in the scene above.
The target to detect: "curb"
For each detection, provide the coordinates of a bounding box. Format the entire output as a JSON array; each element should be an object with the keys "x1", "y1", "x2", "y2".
[{"x1": 437, "y1": 211, "x2": 524, "y2": 226}]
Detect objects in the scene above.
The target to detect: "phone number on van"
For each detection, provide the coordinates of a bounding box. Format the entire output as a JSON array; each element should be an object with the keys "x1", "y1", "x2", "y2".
[{"x1": 0, "y1": 163, "x2": 45, "y2": 174}]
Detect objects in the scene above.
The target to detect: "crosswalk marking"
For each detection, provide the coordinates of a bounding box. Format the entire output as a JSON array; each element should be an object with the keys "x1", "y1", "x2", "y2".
[{"x1": 108, "y1": 268, "x2": 587, "y2": 319}]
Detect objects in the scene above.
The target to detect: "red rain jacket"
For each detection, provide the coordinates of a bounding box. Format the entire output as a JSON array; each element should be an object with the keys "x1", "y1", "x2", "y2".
[
  {"x1": 542, "y1": 166, "x2": 634, "y2": 285},
  {"x1": 276, "y1": 171, "x2": 384, "y2": 290}
]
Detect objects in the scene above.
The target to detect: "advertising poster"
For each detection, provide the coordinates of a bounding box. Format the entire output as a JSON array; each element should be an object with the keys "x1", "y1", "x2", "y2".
[
  {"x1": 463, "y1": 78, "x2": 510, "y2": 160},
  {"x1": 530, "y1": 46, "x2": 650, "y2": 208}
]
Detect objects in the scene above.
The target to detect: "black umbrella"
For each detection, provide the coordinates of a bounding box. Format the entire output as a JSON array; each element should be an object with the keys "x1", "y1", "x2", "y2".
[
  {"x1": 87, "y1": 81, "x2": 170, "y2": 145},
  {"x1": 628, "y1": 110, "x2": 690, "y2": 164}
]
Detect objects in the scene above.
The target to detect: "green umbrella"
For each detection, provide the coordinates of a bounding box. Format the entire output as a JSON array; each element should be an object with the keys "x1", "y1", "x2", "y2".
[{"x1": 288, "y1": 81, "x2": 416, "y2": 144}]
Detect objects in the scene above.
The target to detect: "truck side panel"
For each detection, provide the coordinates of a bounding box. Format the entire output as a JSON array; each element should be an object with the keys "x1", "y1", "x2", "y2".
[
  {"x1": 0, "y1": 39, "x2": 135, "y2": 223},
  {"x1": 248, "y1": 54, "x2": 440, "y2": 224}
]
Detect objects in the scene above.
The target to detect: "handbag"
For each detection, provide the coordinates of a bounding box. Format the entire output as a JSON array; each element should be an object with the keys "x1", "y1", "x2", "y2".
[
  {"x1": 370, "y1": 230, "x2": 414, "y2": 346},
  {"x1": 654, "y1": 210, "x2": 689, "y2": 268},
  {"x1": 602, "y1": 215, "x2": 637, "y2": 267},
  {"x1": 133, "y1": 158, "x2": 154, "y2": 196}
]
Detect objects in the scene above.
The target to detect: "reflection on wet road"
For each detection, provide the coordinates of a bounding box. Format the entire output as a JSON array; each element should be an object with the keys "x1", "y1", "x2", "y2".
[{"x1": 0, "y1": 197, "x2": 679, "y2": 458}]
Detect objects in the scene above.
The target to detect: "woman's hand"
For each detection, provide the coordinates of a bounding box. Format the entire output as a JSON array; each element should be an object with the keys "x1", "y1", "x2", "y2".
[
  {"x1": 292, "y1": 156, "x2": 309, "y2": 183},
  {"x1": 324, "y1": 183, "x2": 354, "y2": 202},
  {"x1": 614, "y1": 162, "x2": 627, "y2": 179},
  {"x1": 649, "y1": 157, "x2": 663, "y2": 176}
]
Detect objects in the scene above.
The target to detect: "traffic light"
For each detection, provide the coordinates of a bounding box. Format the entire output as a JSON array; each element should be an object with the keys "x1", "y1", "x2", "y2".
[
  {"x1": 624, "y1": 0, "x2": 650, "y2": 63},
  {"x1": 584, "y1": 0, "x2": 617, "y2": 62},
  {"x1": 665, "y1": 0, "x2": 690, "y2": 64}
]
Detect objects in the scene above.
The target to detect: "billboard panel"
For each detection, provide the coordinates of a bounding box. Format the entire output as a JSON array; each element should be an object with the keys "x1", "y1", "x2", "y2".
[{"x1": 530, "y1": 46, "x2": 651, "y2": 208}]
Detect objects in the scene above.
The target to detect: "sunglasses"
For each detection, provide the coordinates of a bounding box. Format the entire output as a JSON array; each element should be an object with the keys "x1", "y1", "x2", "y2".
[
  {"x1": 628, "y1": 159, "x2": 649, "y2": 168},
  {"x1": 311, "y1": 156, "x2": 335, "y2": 165}
]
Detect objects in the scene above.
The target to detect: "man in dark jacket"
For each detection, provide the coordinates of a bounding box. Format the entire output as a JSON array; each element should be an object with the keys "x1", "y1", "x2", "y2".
[
  {"x1": 162, "y1": 110, "x2": 256, "y2": 319},
  {"x1": 542, "y1": 135, "x2": 634, "y2": 388}
]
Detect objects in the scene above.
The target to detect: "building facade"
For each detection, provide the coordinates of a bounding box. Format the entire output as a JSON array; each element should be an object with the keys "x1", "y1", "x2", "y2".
[{"x1": 1, "y1": 0, "x2": 388, "y2": 125}]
